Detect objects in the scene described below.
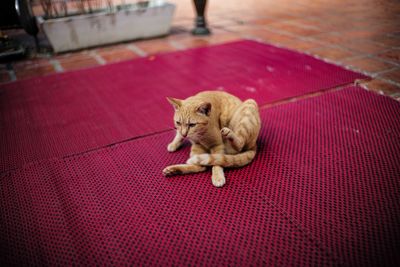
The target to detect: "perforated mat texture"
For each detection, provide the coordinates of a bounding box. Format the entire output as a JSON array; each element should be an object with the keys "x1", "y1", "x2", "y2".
[
  {"x1": 1, "y1": 87, "x2": 398, "y2": 266},
  {"x1": 0, "y1": 40, "x2": 367, "y2": 172}
]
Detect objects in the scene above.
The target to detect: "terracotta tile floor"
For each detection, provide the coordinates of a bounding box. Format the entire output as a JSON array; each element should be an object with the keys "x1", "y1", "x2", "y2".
[{"x1": 1, "y1": 0, "x2": 400, "y2": 101}]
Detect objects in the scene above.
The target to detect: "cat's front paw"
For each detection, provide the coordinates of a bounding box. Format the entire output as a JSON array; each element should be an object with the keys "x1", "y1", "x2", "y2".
[
  {"x1": 221, "y1": 127, "x2": 232, "y2": 138},
  {"x1": 211, "y1": 165, "x2": 226, "y2": 187},
  {"x1": 221, "y1": 127, "x2": 235, "y2": 142},
  {"x1": 162, "y1": 166, "x2": 183, "y2": 176},
  {"x1": 167, "y1": 142, "x2": 180, "y2": 152},
  {"x1": 212, "y1": 173, "x2": 226, "y2": 187}
]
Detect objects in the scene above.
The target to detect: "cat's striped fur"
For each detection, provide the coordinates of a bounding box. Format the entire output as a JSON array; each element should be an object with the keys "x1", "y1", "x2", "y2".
[{"x1": 163, "y1": 91, "x2": 261, "y2": 187}]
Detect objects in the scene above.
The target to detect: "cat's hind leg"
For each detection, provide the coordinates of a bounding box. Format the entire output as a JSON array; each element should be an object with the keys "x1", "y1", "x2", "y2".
[
  {"x1": 221, "y1": 127, "x2": 244, "y2": 152},
  {"x1": 167, "y1": 130, "x2": 184, "y2": 152},
  {"x1": 223, "y1": 99, "x2": 261, "y2": 152}
]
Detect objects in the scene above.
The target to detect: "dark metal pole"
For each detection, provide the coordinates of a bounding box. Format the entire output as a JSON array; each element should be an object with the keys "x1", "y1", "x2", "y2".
[{"x1": 192, "y1": 0, "x2": 210, "y2": 35}]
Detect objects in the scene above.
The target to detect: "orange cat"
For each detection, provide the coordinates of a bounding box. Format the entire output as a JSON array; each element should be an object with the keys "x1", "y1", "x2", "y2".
[{"x1": 163, "y1": 91, "x2": 261, "y2": 187}]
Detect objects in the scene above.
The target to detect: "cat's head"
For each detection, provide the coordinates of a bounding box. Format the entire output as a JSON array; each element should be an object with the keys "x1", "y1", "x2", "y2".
[{"x1": 167, "y1": 97, "x2": 211, "y2": 140}]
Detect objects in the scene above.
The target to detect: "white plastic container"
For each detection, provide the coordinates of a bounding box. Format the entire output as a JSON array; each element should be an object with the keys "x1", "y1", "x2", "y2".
[{"x1": 37, "y1": 1, "x2": 176, "y2": 53}]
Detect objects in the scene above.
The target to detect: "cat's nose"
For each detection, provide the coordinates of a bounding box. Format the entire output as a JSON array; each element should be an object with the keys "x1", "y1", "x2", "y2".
[{"x1": 181, "y1": 129, "x2": 188, "y2": 137}]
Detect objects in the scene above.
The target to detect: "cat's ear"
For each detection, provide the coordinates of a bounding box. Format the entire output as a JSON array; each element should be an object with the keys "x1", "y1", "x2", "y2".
[
  {"x1": 166, "y1": 97, "x2": 182, "y2": 110},
  {"x1": 197, "y1": 102, "x2": 212, "y2": 116}
]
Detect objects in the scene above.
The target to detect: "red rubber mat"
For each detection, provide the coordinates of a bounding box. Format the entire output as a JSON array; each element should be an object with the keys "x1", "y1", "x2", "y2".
[
  {"x1": 0, "y1": 40, "x2": 367, "y2": 172},
  {"x1": 1, "y1": 87, "x2": 398, "y2": 265}
]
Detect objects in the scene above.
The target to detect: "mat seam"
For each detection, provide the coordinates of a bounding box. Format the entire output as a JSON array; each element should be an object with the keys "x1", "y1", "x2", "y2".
[
  {"x1": 62, "y1": 128, "x2": 173, "y2": 159},
  {"x1": 0, "y1": 129, "x2": 174, "y2": 176},
  {"x1": 0, "y1": 82, "x2": 366, "y2": 175},
  {"x1": 254, "y1": 189, "x2": 345, "y2": 266},
  {"x1": 258, "y1": 81, "x2": 365, "y2": 109}
]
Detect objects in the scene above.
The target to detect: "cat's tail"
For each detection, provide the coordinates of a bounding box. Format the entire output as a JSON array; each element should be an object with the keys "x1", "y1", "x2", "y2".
[{"x1": 186, "y1": 150, "x2": 256, "y2": 168}]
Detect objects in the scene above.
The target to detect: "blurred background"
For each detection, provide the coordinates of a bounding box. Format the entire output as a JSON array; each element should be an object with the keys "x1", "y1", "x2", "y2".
[{"x1": 0, "y1": 0, "x2": 399, "y2": 100}]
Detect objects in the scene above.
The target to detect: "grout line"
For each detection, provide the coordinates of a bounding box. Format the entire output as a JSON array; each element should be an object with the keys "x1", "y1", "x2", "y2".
[
  {"x1": 90, "y1": 51, "x2": 106, "y2": 65},
  {"x1": 275, "y1": 19, "x2": 321, "y2": 30},
  {"x1": 232, "y1": 23, "x2": 381, "y2": 59},
  {"x1": 358, "y1": 82, "x2": 400, "y2": 100},
  {"x1": 376, "y1": 76, "x2": 400, "y2": 88},
  {"x1": 304, "y1": 41, "x2": 387, "y2": 58},
  {"x1": 340, "y1": 54, "x2": 369, "y2": 63},
  {"x1": 369, "y1": 55, "x2": 400, "y2": 67},
  {"x1": 391, "y1": 92, "x2": 400, "y2": 98},
  {"x1": 126, "y1": 44, "x2": 148, "y2": 57},
  {"x1": 49, "y1": 59, "x2": 64, "y2": 73},
  {"x1": 7, "y1": 70, "x2": 17, "y2": 82},
  {"x1": 373, "y1": 67, "x2": 399, "y2": 77},
  {"x1": 168, "y1": 40, "x2": 186, "y2": 50},
  {"x1": 207, "y1": 22, "x2": 395, "y2": 67},
  {"x1": 387, "y1": 32, "x2": 400, "y2": 38},
  {"x1": 339, "y1": 64, "x2": 398, "y2": 79},
  {"x1": 359, "y1": 81, "x2": 400, "y2": 101},
  {"x1": 6, "y1": 63, "x2": 17, "y2": 82}
]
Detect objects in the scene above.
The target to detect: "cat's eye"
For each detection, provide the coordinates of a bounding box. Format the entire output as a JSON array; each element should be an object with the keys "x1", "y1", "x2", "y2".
[
  {"x1": 188, "y1": 123, "x2": 196, "y2": 128},
  {"x1": 176, "y1": 121, "x2": 181, "y2": 126}
]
